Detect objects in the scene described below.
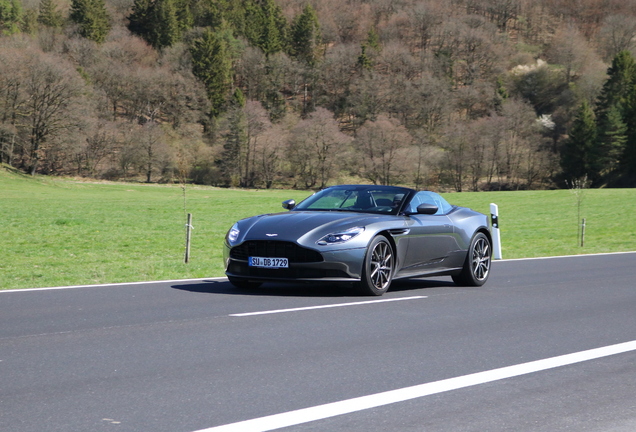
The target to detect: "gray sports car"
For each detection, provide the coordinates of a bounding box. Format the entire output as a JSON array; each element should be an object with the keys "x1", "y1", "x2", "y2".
[{"x1": 223, "y1": 185, "x2": 492, "y2": 295}]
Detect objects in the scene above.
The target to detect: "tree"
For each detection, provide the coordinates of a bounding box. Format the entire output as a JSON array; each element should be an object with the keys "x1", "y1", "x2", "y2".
[
  {"x1": 243, "y1": 0, "x2": 289, "y2": 56},
  {"x1": 290, "y1": 4, "x2": 322, "y2": 66},
  {"x1": 560, "y1": 101, "x2": 600, "y2": 185},
  {"x1": 0, "y1": 0, "x2": 22, "y2": 34},
  {"x1": 346, "y1": 73, "x2": 389, "y2": 132},
  {"x1": 619, "y1": 83, "x2": 636, "y2": 186},
  {"x1": 70, "y1": 0, "x2": 111, "y2": 43},
  {"x1": 287, "y1": 107, "x2": 350, "y2": 189},
  {"x1": 37, "y1": 0, "x2": 63, "y2": 28},
  {"x1": 73, "y1": 121, "x2": 117, "y2": 176},
  {"x1": 353, "y1": 115, "x2": 411, "y2": 185},
  {"x1": 597, "y1": 104, "x2": 627, "y2": 183},
  {"x1": 16, "y1": 51, "x2": 86, "y2": 175},
  {"x1": 150, "y1": 0, "x2": 181, "y2": 49},
  {"x1": 131, "y1": 122, "x2": 171, "y2": 182},
  {"x1": 128, "y1": 0, "x2": 189, "y2": 49},
  {"x1": 189, "y1": 28, "x2": 233, "y2": 117},
  {"x1": 598, "y1": 14, "x2": 636, "y2": 62},
  {"x1": 595, "y1": 51, "x2": 636, "y2": 185},
  {"x1": 441, "y1": 120, "x2": 469, "y2": 192},
  {"x1": 595, "y1": 51, "x2": 636, "y2": 121},
  {"x1": 545, "y1": 25, "x2": 593, "y2": 84},
  {"x1": 215, "y1": 93, "x2": 276, "y2": 187}
]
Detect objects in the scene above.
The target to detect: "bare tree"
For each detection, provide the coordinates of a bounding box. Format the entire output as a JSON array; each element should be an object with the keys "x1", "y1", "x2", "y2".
[
  {"x1": 316, "y1": 43, "x2": 358, "y2": 116},
  {"x1": 441, "y1": 120, "x2": 470, "y2": 192},
  {"x1": 407, "y1": 1, "x2": 445, "y2": 54},
  {"x1": 131, "y1": 122, "x2": 171, "y2": 182},
  {"x1": 545, "y1": 24, "x2": 595, "y2": 83},
  {"x1": 287, "y1": 107, "x2": 351, "y2": 189},
  {"x1": 19, "y1": 50, "x2": 85, "y2": 175},
  {"x1": 346, "y1": 73, "x2": 390, "y2": 132},
  {"x1": 598, "y1": 14, "x2": 636, "y2": 61},
  {"x1": 74, "y1": 121, "x2": 118, "y2": 176},
  {"x1": 242, "y1": 100, "x2": 272, "y2": 187},
  {"x1": 256, "y1": 124, "x2": 286, "y2": 188},
  {"x1": 353, "y1": 115, "x2": 411, "y2": 185}
]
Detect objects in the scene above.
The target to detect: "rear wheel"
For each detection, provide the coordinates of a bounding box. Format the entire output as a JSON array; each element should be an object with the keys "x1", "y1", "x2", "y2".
[
  {"x1": 452, "y1": 232, "x2": 491, "y2": 286},
  {"x1": 359, "y1": 235, "x2": 394, "y2": 296},
  {"x1": 228, "y1": 276, "x2": 262, "y2": 290}
]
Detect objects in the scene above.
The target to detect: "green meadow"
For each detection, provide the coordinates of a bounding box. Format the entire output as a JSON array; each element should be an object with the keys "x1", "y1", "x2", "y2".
[{"x1": 1, "y1": 166, "x2": 635, "y2": 290}]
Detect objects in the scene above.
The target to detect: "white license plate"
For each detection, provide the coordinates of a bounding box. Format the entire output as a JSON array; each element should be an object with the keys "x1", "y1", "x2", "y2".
[{"x1": 248, "y1": 257, "x2": 289, "y2": 268}]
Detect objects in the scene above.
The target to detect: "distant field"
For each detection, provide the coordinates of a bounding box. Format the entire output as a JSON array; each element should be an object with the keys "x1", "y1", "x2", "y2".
[{"x1": 1, "y1": 166, "x2": 635, "y2": 290}]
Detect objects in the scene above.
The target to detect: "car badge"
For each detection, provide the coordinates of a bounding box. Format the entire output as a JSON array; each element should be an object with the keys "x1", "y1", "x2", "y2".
[{"x1": 266, "y1": 233, "x2": 278, "y2": 237}]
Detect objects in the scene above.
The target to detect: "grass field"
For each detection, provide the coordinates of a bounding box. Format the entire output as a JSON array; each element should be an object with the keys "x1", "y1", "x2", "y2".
[{"x1": 1, "y1": 166, "x2": 635, "y2": 290}]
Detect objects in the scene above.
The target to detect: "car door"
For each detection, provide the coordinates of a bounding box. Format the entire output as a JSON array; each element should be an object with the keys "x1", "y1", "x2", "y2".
[{"x1": 399, "y1": 192, "x2": 459, "y2": 276}]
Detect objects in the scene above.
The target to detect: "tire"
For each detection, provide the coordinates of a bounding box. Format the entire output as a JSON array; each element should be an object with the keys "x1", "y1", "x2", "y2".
[
  {"x1": 228, "y1": 276, "x2": 262, "y2": 290},
  {"x1": 359, "y1": 235, "x2": 394, "y2": 296},
  {"x1": 452, "y1": 232, "x2": 491, "y2": 286}
]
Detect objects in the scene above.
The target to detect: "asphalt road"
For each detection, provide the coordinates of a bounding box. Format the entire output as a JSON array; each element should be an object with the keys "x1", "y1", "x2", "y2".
[{"x1": 1, "y1": 252, "x2": 636, "y2": 432}]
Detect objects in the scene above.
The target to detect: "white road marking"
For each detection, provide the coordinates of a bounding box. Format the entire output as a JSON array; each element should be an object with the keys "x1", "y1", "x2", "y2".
[
  {"x1": 495, "y1": 250, "x2": 636, "y2": 262},
  {"x1": 229, "y1": 296, "x2": 428, "y2": 317},
  {"x1": 0, "y1": 277, "x2": 226, "y2": 293},
  {"x1": 193, "y1": 340, "x2": 636, "y2": 432},
  {"x1": 2, "y1": 251, "x2": 634, "y2": 293}
]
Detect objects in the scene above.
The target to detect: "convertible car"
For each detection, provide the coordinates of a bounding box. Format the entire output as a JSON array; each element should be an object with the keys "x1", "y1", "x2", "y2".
[{"x1": 223, "y1": 185, "x2": 492, "y2": 295}]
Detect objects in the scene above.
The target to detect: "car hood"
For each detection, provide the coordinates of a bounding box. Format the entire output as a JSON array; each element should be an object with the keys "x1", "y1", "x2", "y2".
[{"x1": 237, "y1": 211, "x2": 387, "y2": 244}]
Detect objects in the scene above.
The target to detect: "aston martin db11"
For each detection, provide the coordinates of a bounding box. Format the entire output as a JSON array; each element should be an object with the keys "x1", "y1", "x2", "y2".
[{"x1": 223, "y1": 185, "x2": 492, "y2": 295}]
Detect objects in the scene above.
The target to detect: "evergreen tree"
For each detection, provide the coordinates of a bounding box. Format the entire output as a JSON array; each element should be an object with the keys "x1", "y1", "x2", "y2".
[
  {"x1": 595, "y1": 51, "x2": 636, "y2": 121},
  {"x1": 366, "y1": 27, "x2": 380, "y2": 51},
  {"x1": 190, "y1": 28, "x2": 232, "y2": 117},
  {"x1": 597, "y1": 104, "x2": 627, "y2": 183},
  {"x1": 290, "y1": 4, "x2": 321, "y2": 66},
  {"x1": 37, "y1": 0, "x2": 63, "y2": 28},
  {"x1": 242, "y1": 0, "x2": 288, "y2": 56},
  {"x1": 357, "y1": 44, "x2": 372, "y2": 71},
  {"x1": 70, "y1": 0, "x2": 110, "y2": 43},
  {"x1": 594, "y1": 51, "x2": 636, "y2": 186},
  {"x1": 0, "y1": 0, "x2": 22, "y2": 34},
  {"x1": 128, "y1": 0, "x2": 189, "y2": 49},
  {"x1": 127, "y1": 0, "x2": 152, "y2": 37},
  {"x1": 192, "y1": 0, "x2": 244, "y2": 32},
  {"x1": 619, "y1": 83, "x2": 636, "y2": 186},
  {"x1": 151, "y1": 0, "x2": 180, "y2": 49},
  {"x1": 561, "y1": 101, "x2": 601, "y2": 184}
]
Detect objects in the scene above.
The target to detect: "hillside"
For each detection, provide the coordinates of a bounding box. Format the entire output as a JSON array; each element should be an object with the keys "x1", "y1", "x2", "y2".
[{"x1": 1, "y1": 0, "x2": 636, "y2": 191}]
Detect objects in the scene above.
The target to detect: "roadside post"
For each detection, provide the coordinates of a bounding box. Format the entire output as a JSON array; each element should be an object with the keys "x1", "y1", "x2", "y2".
[
  {"x1": 185, "y1": 213, "x2": 193, "y2": 263},
  {"x1": 490, "y1": 203, "x2": 502, "y2": 260}
]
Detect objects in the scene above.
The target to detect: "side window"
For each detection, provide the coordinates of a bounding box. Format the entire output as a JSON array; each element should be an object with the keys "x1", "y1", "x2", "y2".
[{"x1": 408, "y1": 192, "x2": 452, "y2": 215}]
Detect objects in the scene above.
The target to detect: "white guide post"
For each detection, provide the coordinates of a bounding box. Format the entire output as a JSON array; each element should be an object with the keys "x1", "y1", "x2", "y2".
[{"x1": 490, "y1": 203, "x2": 502, "y2": 260}]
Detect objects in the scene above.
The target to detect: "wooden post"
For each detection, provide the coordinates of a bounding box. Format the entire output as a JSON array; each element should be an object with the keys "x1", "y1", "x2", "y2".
[
  {"x1": 581, "y1": 218, "x2": 586, "y2": 247},
  {"x1": 185, "y1": 213, "x2": 193, "y2": 263}
]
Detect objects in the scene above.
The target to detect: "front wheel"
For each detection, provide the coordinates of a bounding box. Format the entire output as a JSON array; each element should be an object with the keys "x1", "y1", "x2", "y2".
[
  {"x1": 359, "y1": 235, "x2": 394, "y2": 296},
  {"x1": 452, "y1": 232, "x2": 491, "y2": 286}
]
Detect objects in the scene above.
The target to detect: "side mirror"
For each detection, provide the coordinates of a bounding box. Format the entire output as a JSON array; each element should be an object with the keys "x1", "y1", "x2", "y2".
[
  {"x1": 416, "y1": 203, "x2": 438, "y2": 215},
  {"x1": 282, "y1": 199, "x2": 296, "y2": 210}
]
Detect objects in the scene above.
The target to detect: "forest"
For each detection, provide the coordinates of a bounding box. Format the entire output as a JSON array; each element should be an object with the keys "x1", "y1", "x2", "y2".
[{"x1": 1, "y1": 0, "x2": 636, "y2": 191}]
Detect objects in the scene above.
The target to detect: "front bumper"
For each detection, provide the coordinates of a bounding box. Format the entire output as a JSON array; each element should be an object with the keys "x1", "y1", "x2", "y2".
[{"x1": 223, "y1": 241, "x2": 366, "y2": 283}]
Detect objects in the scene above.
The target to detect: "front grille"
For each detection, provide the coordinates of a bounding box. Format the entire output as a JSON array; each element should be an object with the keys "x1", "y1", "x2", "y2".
[
  {"x1": 227, "y1": 261, "x2": 349, "y2": 279},
  {"x1": 230, "y1": 241, "x2": 323, "y2": 263}
]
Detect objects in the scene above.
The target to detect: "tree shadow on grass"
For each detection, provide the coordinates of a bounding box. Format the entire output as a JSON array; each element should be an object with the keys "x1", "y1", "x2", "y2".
[{"x1": 171, "y1": 277, "x2": 457, "y2": 298}]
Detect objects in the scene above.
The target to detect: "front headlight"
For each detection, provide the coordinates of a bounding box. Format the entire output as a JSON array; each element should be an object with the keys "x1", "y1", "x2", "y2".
[
  {"x1": 317, "y1": 227, "x2": 364, "y2": 245},
  {"x1": 227, "y1": 223, "x2": 240, "y2": 244}
]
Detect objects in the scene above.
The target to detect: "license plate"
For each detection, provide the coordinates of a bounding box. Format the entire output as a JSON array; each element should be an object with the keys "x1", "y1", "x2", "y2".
[{"x1": 248, "y1": 257, "x2": 289, "y2": 268}]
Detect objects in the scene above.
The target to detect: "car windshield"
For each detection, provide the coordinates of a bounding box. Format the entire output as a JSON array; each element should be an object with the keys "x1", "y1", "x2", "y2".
[{"x1": 293, "y1": 185, "x2": 413, "y2": 215}]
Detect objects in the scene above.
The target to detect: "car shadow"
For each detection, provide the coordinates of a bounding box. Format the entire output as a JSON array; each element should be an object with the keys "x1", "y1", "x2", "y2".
[{"x1": 171, "y1": 277, "x2": 457, "y2": 297}]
